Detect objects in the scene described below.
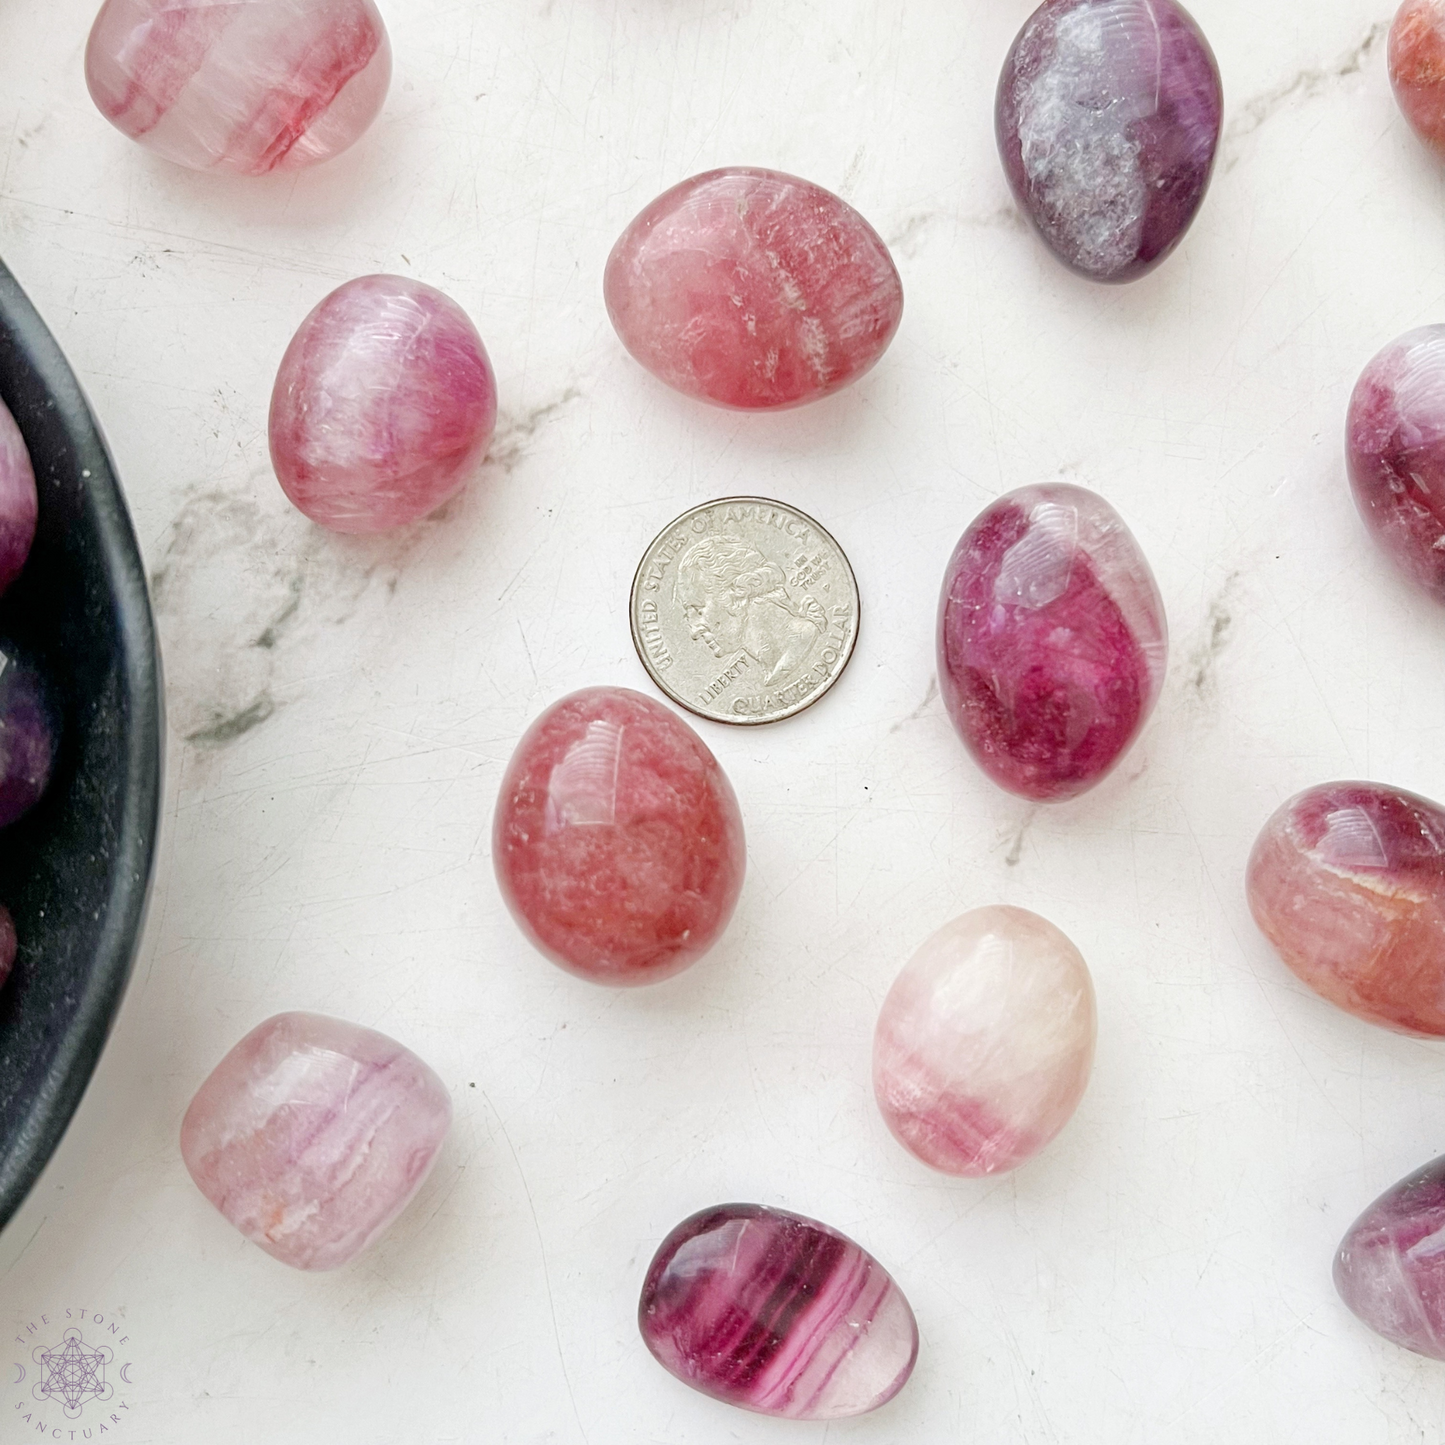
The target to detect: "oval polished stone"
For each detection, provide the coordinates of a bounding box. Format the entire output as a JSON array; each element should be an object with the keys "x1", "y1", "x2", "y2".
[
  {"x1": 0, "y1": 642, "x2": 58, "y2": 829},
  {"x1": 996, "y1": 0, "x2": 1223, "y2": 283},
  {"x1": 1346, "y1": 326, "x2": 1445, "y2": 602},
  {"x1": 85, "y1": 0, "x2": 392, "y2": 175},
  {"x1": 639, "y1": 1204, "x2": 918, "y2": 1419},
  {"x1": 0, "y1": 399, "x2": 37, "y2": 596},
  {"x1": 937, "y1": 483, "x2": 1167, "y2": 802},
  {"x1": 604, "y1": 168, "x2": 903, "y2": 410},
  {"x1": 1247, "y1": 782, "x2": 1445, "y2": 1036},
  {"x1": 270, "y1": 275, "x2": 498, "y2": 534},
  {"x1": 1336, "y1": 1153, "x2": 1445, "y2": 1360},
  {"x1": 1391, "y1": 0, "x2": 1445, "y2": 157},
  {"x1": 874, "y1": 906, "x2": 1096, "y2": 1176},
  {"x1": 493, "y1": 687, "x2": 746, "y2": 985},
  {"x1": 180, "y1": 1011, "x2": 452, "y2": 1271}
]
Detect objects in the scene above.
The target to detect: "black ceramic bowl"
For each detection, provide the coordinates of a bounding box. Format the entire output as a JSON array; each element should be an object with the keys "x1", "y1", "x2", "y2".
[{"x1": 0, "y1": 260, "x2": 163, "y2": 1231}]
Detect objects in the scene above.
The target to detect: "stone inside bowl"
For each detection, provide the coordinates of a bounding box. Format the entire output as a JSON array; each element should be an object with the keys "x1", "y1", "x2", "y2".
[{"x1": 0, "y1": 259, "x2": 162, "y2": 1231}]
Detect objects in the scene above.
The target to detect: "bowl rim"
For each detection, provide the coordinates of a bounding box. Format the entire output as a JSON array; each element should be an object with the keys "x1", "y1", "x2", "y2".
[{"x1": 0, "y1": 258, "x2": 164, "y2": 1232}]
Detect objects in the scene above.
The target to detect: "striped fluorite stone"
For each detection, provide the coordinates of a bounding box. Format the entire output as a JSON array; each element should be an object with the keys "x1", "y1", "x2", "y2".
[{"x1": 639, "y1": 1204, "x2": 918, "y2": 1420}]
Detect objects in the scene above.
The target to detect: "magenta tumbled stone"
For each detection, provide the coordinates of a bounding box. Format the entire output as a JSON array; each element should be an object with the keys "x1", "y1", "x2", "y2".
[
  {"x1": 639, "y1": 1204, "x2": 918, "y2": 1419},
  {"x1": 0, "y1": 906, "x2": 16, "y2": 989},
  {"x1": 0, "y1": 400, "x2": 36, "y2": 597},
  {"x1": 1336, "y1": 1153, "x2": 1445, "y2": 1360},
  {"x1": 1346, "y1": 326, "x2": 1445, "y2": 601},
  {"x1": 270, "y1": 275, "x2": 497, "y2": 534},
  {"x1": 180, "y1": 1012, "x2": 452, "y2": 1271},
  {"x1": 85, "y1": 0, "x2": 391, "y2": 175},
  {"x1": 493, "y1": 687, "x2": 746, "y2": 986},
  {"x1": 938, "y1": 483, "x2": 1167, "y2": 802},
  {"x1": 604, "y1": 168, "x2": 903, "y2": 410},
  {"x1": 1247, "y1": 781, "x2": 1445, "y2": 1037},
  {"x1": 996, "y1": 0, "x2": 1223, "y2": 283}
]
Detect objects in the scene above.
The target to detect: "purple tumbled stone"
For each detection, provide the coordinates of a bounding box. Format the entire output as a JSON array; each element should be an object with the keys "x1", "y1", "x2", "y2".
[
  {"x1": 639, "y1": 1204, "x2": 918, "y2": 1420},
  {"x1": 938, "y1": 483, "x2": 1167, "y2": 802},
  {"x1": 0, "y1": 645, "x2": 57, "y2": 828},
  {"x1": 1336, "y1": 1153, "x2": 1445, "y2": 1360},
  {"x1": 996, "y1": 0, "x2": 1223, "y2": 283},
  {"x1": 0, "y1": 905, "x2": 15, "y2": 988},
  {"x1": 1346, "y1": 326, "x2": 1445, "y2": 602},
  {"x1": 0, "y1": 398, "x2": 38, "y2": 596}
]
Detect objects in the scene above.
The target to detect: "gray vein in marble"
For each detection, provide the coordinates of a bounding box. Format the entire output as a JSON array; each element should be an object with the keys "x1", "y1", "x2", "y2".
[
  {"x1": 1223, "y1": 22, "x2": 1389, "y2": 170},
  {"x1": 487, "y1": 386, "x2": 583, "y2": 474},
  {"x1": 1188, "y1": 570, "x2": 1239, "y2": 699},
  {"x1": 1004, "y1": 807, "x2": 1040, "y2": 868},
  {"x1": 890, "y1": 676, "x2": 939, "y2": 733},
  {"x1": 885, "y1": 207, "x2": 1027, "y2": 259},
  {"x1": 187, "y1": 692, "x2": 277, "y2": 746}
]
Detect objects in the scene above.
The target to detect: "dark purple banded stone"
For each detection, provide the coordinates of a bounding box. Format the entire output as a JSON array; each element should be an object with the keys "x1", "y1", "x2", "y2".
[
  {"x1": 0, "y1": 397, "x2": 37, "y2": 596},
  {"x1": 638, "y1": 1203, "x2": 918, "y2": 1420},
  {"x1": 0, "y1": 643, "x2": 58, "y2": 829}
]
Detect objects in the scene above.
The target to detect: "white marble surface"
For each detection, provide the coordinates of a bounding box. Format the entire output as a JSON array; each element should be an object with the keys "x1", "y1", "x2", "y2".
[{"x1": 2, "y1": 0, "x2": 1444, "y2": 1439}]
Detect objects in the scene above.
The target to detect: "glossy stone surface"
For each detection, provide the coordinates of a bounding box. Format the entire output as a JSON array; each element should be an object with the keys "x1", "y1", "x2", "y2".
[
  {"x1": 996, "y1": 0, "x2": 1223, "y2": 283},
  {"x1": 1247, "y1": 782, "x2": 1445, "y2": 1036},
  {"x1": 937, "y1": 483, "x2": 1167, "y2": 802},
  {"x1": 639, "y1": 1203, "x2": 918, "y2": 1419},
  {"x1": 1346, "y1": 326, "x2": 1445, "y2": 601},
  {"x1": 873, "y1": 906, "x2": 1096, "y2": 1177},
  {"x1": 270, "y1": 275, "x2": 497, "y2": 534},
  {"x1": 1336, "y1": 1153, "x2": 1445, "y2": 1360},
  {"x1": 0, "y1": 906, "x2": 15, "y2": 989},
  {"x1": 0, "y1": 399, "x2": 37, "y2": 596},
  {"x1": 180, "y1": 1012, "x2": 451, "y2": 1271},
  {"x1": 1390, "y1": 0, "x2": 1445, "y2": 156},
  {"x1": 604, "y1": 168, "x2": 903, "y2": 410},
  {"x1": 0, "y1": 644, "x2": 58, "y2": 829},
  {"x1": 85, "y1": 0, "x2": 391, "y2": 175},
  {"x1": 493, "y1": 687, "x2": 745, "y2": 985}
]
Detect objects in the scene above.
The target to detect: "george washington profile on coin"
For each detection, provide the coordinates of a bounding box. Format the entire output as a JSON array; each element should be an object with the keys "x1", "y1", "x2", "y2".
[
  {"x1": 630, "y1": 497, "x2": 860, "y2": 725},
  {"x1": 673, "y1": 535, "x2": 829, "y2": 686}
]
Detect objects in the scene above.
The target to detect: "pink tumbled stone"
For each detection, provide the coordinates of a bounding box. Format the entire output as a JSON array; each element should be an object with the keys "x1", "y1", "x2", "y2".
[
  {"x1": 1346, "y1": 326, "x2": 1445, "y2": 602},
  {"x1": 0, "y1": 399, "x2": 37, "y2": 596},
  {"x1": 493, "y1": 687, "x2": 746, "y2": 986},
  {"x1": 180, "y1": 1011, "x2": 452, "y2": 1270},
  {"x1": 604, "y1": 168, "x2": 903, "y2": 410},
  {"x1": 873, "y1": 906, "x2": 1096, "y2": 1177},
  {"x1": 1390, "y1": 0, "x2": 1445, "y2": 157},
  {"x1": 85, "y1": 0, "x2": 391, "y2": 175},
  {"x1": 1247, "y1": 781, "x2": 1445, "y2": 1037},
  {"x1": 1336, "y1": 1152, "x2": 1445, "y2": 1360},
  {"x1": 269, "y1": 275, "x2": 497, "y2": 534},
  {"x1": 938, "y1": 483, "x2": 1167, "y2": 802}
]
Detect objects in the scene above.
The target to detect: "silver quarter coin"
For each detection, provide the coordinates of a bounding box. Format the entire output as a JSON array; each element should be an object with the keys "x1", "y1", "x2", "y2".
[{"x1": 630, "y1": 497, "x2": 861, "y2": 726}]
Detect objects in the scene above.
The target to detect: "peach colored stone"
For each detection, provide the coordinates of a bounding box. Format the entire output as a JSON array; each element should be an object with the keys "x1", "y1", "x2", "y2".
[
  {"x1": 1247, "y1": 781, "x2": 1445, "y2": 1036},
  {"x1": 180, "y1": 1012, "x2": 452, "y2": 1270},
  {"x1": 873, "y1": 906, "x2": 1096, "y2": 1176},
  {"x1": 1391, "y1": 0, "x2": 1445, "y2": 156}
]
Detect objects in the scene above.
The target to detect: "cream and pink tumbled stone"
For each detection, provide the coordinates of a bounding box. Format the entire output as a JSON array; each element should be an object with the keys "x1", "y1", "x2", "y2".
[
  {"x1": 873, "y1": 906, "x2": 1097, "y2": 1176},
  {"x1": 270, "y1": 275, "x2": 497, "y2": 534},
  {"x1": 180, "y1": 1011, "x2": 452, "y2": 1270},
  {"x1": 493, "y1": 687, "x2": 746, "y2": 986},
  {"x1": 604, "y1": 168, "x2": 903, "y2": 410},
  {"x1": 1390, "y1": 0, "x2": 1445, "y2": 158},
  {"x1": 85, "y1": 0, "x2": 392, "y2": 175},
  {"x1": 1247, "y1": 782, "x2": 1445, "y2": 1036}
]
